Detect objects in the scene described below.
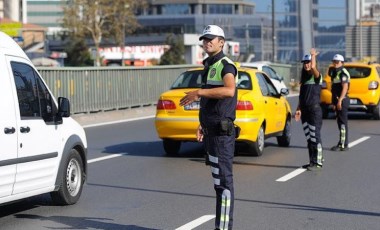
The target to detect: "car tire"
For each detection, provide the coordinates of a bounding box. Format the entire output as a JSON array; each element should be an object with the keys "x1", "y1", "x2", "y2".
[
  {"x1": 277, "y1": 119, "x2": 291, "y2": 147},
  {"x1": 163, "y1": 139, "x2": 181, "y2": 156},
  {"x1": 321, "y1": 104, "x2": 329, "y2": 119},
  {"x1": 372, "y1": 102, "x2": 380, "y2": 120},
  {"x1": 248, "y1": 125, "x2": 265, "y2": 156},
  {"x1": 51, "y1": 149, "x2": 84, "y2": 205}
]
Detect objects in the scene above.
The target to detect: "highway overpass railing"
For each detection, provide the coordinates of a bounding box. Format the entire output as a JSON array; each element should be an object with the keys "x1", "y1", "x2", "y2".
[{"x1": 37, "y1": 63, "x2": 293, "y2": 114}]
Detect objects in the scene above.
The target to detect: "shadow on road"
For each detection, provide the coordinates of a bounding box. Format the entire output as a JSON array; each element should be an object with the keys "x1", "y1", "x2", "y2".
[
  {"x1": 15, "y1": 214, "x2": 159, "y2": 230},
  {"x1": 103, "y1": 141, "x2": 205, "y2": 158}
]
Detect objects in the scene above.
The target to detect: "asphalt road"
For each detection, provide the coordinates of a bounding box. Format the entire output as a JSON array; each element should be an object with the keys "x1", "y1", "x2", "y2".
[{"x1": 1, "y1": 96, "x2": 380, "y2": 230}]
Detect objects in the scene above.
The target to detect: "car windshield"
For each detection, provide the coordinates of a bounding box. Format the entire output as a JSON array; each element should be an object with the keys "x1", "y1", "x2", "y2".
[
  {"x1": 328, "y1": 66, "x2": 371, "y2": 79},
  {"x1": 171, "y1": 70, "x2": 252, "y2": 90}
]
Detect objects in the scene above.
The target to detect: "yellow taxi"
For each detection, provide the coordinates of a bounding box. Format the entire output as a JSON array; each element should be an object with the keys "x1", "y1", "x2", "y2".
[
  {"x1": 155, "y1": 66, "x2": 292, "y2": 156},
  {"x1": 320, "y1": 62, "x2": 380, "y2": 119}
]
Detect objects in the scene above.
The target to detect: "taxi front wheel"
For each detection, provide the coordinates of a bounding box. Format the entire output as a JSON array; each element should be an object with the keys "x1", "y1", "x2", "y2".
[
  {"x1": 247, "y1": 125, "x2": 265, "y2": 157},
  {"x1": 277, "y1": 119, "x2": 291, "y2": 147},
  {"x1": 163, "y1": 139, "x2": 181, "y2": 156}
]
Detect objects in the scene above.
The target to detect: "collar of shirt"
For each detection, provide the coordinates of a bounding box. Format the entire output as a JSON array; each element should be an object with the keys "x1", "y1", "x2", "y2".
[{"x1": 203, "y1": 51, "x2": 225, "y2": 67}]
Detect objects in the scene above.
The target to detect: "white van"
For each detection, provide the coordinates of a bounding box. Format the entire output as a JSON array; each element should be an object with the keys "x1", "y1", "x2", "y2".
[{"x1": 0, "y1": 32, "x2": 87, "y2": 205}]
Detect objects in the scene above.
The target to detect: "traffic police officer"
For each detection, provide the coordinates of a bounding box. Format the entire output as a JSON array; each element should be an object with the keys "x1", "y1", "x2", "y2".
[
  {"x1": 330, "y1": 54, "x2": 350, "y2": 151},
  {"x1": 295, "y1": 48, "x2": 323, "y2": 171},
  {"x1": 180, "y1": 25, "x2": 237, "y2": 230}
]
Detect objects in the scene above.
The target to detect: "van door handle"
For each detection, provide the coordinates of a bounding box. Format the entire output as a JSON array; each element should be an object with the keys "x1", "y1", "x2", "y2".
[
  {"x1": 20, "y1": 126, "x2": 30, "y2": 133},
  {"x1": 4, "y1": 127, "x2": 16, "y2": 134}
]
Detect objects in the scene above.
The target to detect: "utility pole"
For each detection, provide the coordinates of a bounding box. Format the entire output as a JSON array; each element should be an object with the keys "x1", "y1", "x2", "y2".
[
  {"x1": 121, "y1": 3, "x2": 130, "y2": 66},
  {"x1": 245, "y1": 23, "x2": 250, "y2": 55},
  {"x1": 272, "y1": 0, "x2": 276, "y2": 62},
  {"x1": 359, "y1": 0, "x2": 363, "y2": 60}
]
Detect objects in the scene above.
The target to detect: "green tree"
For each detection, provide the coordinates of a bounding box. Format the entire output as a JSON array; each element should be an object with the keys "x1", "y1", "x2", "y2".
[
  {"x1": 64, "y1": 37, "x2": 93, "y2": 66},
  {"x1": 62, "y1": 0, "x2": 146, "y2": 66},
  {"x1": 109, "y1": 1, "x2": 147, "y2": 66},
  {"x1": 160, "y1": 34, "x2": 186, "y2": 65}
]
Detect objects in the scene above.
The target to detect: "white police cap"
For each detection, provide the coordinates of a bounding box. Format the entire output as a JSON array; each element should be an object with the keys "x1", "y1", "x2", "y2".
[
  {"x1": 332, "y1": 54, "x2": 344, "y2": 62},
  {"x1": 301, "y1": 54, "x2": 311, "y2": 62},
  {"x1": 199, "y1": 25, "x2": 225, "y2": 41}
]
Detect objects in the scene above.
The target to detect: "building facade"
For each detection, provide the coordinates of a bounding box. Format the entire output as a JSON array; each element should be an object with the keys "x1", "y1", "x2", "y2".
[
  {"x1": 253, "y1": 0, "x2": 350, "y2": 62},
  {"x1": 346, "y1": 0, "x2": 380, "y2": 61},
  {"x1": 25, "y1": 0, "x2": 64, "y2": 31},
  {"x1": 4, "y1": 0, "x2": 378, "y2": 63}
]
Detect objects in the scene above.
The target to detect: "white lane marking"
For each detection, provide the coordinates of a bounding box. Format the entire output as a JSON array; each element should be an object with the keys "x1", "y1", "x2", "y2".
[
  {"x1": 82, "y1": 115, "x2": 155, "y2": 128},
  {"x1": 276, "y1": 136, "x2": 371, "y2": 182},
  {"x1": 348, "y1": 136, "x2": 370, "y2": 148},
  {"x1": 276, "y1": 168, "x2": 307, "y2": 182},
  {"x1": 175, "y1": 215, "x2": 215, "y2": 230},
  {"x1": 87, "y1": 153, "x2": 127, "y2": 164}
]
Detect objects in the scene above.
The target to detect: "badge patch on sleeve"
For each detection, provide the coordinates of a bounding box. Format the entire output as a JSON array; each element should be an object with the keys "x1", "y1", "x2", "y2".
[{"x1": 342, "y1": 76, "x2": 347, "y2": 81}]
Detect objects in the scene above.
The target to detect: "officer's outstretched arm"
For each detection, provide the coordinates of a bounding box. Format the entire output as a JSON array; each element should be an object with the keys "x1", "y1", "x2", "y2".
[{"x1": 198, "y1": 73, "x2": 236, "y2": 99}]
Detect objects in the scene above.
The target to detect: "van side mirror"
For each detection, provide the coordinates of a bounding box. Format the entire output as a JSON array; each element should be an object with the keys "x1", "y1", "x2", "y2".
[
  {"x1": 280, "y1": 88, "x2": 289, "y2": 96},
  {"x1": 58, "y1": 97, "x2": 70, "y2": 118}
]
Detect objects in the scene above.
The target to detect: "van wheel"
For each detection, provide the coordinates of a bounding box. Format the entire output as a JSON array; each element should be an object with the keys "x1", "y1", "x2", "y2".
[
  {"x1": 277, "y1": 119, "x2": 291, "y2": 147},
  {"x1": 51, "y1": 149, "x2": 84, "y2": 205},
  {"x1": 247, "y1": 125, "x2": 265, "y2": 156},
  {"x1": 373, "y1": 102, "x2": 380, "y2": 120},
  {"x1": 163, "y1": 139, "x2": 181, "y2": 156}
]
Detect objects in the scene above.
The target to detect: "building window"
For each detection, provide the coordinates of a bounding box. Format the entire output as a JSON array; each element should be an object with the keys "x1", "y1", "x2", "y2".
[
  {"x1": 243, "y1": 6, "x2": 254, "y2": 15},
  {"x1": 209, "y1": 4, "x2": 233, "y2": 14},
  {"x1": 162, "y1": 4, "x2": 190, "y2": 15}
]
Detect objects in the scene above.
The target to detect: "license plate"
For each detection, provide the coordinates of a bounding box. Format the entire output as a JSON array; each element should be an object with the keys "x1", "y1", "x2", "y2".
[
  {"x1": 184, "y1": 101, "x2": 200, "y2": 110},
  {"x1": 350, "y1": 99, "x2": 357, "y2": 104}
]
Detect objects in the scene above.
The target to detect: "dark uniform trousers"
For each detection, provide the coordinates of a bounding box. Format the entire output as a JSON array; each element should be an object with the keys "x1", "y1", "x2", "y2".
[
  {"x1": 335, "y1": 97, "x2": 349, "y2": 147},
  {"x1": 301, "y1": 104, "x2": 323, "y2": 166},
  {"x1": 204, "y1": 131, "x2": 235, "y2": 230}
]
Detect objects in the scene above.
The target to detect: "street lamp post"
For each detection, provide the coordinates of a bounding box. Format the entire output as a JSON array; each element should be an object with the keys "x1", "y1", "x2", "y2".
[
  {"x1": 122, "y1": 23, "x2": 125, "y2": 66},
  {"x1": 359, "y1": 0, "x2": 363, "y2": 61},
  {"x1": 272, "y1": 0, "x2": 276, "y2": 62},
  {"x1": 121, "y1": 3, "x2": 129, "y2": 66}
]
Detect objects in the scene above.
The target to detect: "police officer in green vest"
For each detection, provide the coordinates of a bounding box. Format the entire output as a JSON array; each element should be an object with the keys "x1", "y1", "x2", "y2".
[
  {"x1": 330, "y1": 54, "x2": 350, "y2": 151},
  {"x1": 295, "y1": 48, "x2": 324, "y2": 171},
  {"x1": 180, "y1": 25, "x2": 237, "y2": 230}
]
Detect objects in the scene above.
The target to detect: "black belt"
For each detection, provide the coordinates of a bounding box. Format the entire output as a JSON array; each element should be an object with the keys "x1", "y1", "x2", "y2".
[{"x1": 202, "y1": 127, "x2": 223, "y2": 136}]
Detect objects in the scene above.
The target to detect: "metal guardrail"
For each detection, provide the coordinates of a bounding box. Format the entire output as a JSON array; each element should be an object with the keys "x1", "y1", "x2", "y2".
[
  {"x1": 37, "y1": 63, "x2": 294, "y2": 114},
  {"x1": 38, "y1": 65, "x2": 198, "y2": 114}
]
